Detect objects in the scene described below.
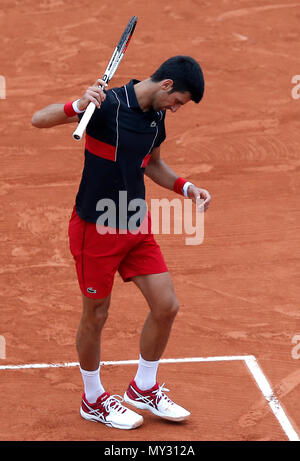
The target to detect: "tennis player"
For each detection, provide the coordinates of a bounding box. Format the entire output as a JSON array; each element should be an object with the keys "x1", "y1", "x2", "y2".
[{"x1": 32, "y1": 55, "x2": 211, "y2": 430}]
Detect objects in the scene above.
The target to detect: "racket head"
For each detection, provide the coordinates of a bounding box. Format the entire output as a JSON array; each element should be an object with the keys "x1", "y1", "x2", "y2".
[
  {"x1": 102, "y1": 16, "x2": 138, "y2": 86},
  {"x1": 117, "y1": 16, "x2": 138, "y2": 54}
]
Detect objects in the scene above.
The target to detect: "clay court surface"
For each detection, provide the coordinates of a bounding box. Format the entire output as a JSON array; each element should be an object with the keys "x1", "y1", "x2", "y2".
[{"x1": 1, "y1": 0, "x2": 300, "y2": 442}]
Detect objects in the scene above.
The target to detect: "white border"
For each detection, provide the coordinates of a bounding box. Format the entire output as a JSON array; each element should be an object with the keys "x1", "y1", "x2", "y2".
[
  {"x1": 111, "y1": 89, "x2": 120, "y2": 162},
  {"x1": 0, "y1": 354, "x2": 298, "y2": 441}
]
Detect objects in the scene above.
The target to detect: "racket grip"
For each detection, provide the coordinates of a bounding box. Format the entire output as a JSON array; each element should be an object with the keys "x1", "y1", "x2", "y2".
[{"x1": 72, "y1": 101, "x2": 96, "y2": 141}]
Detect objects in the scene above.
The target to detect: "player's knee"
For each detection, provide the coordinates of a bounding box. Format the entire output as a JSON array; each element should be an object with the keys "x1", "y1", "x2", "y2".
[
  {"x1": 154, "y1": 296, "x2": 179, "y2": 322},
  {"x1": 82, "y1": 298, "x2": 110, "y2": 331},
  {"x1": 93, "y1": 303, "x2": 109, "y2": 326},
  {"x1": 170, "y1": 298, "x2": 180, "y2": 319}
]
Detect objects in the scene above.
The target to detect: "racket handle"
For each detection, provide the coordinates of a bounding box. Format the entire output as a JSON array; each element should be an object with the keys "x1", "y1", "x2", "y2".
[{"x1": 72, "y1": 101, "x2": 96, "y2": 141}]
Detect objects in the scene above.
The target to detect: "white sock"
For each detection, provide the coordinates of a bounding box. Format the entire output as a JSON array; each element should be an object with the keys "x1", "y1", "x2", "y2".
[
  {"x1": 134, "y1": 355, "x2": 160, "y2": 391},
  {"x1": 79, "y1": 365, "x2": 105, "y2": 403}
]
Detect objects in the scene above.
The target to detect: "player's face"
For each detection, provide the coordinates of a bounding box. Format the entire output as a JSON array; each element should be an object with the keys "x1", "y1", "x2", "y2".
[{"x1": 152, "y1": 81, "x2": 191, "y2": 112}]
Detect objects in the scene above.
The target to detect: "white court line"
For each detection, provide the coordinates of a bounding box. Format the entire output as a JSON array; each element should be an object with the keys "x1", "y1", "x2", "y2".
[
  {"x1": 0, "y1": 355, "x2": 254, "y2": 370},
  {"x1": 0, "y1": 355, "x2": 299, "y2": 441},
  {"x1": 244, "y1": 356, "x2": 300, "y2": 442}
]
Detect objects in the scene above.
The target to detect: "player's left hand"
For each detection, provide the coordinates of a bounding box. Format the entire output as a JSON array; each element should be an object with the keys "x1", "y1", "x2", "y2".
[{"x1": 187, "y1": 185, "x2": 211, "y2": 212}]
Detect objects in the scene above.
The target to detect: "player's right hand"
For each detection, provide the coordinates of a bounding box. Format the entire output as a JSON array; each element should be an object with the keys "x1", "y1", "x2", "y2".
[{"x1": 77, "y1": 79, "x2": 107, "y2": 111}]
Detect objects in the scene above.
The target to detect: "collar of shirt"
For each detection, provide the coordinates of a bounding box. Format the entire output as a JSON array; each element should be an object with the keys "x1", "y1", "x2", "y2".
[
  {"x1": 123, "y1": 79, "x2": 141, "y2": 110},
  {"x1": 124, "y1": 79, "x2": 165, "y2": 122}
]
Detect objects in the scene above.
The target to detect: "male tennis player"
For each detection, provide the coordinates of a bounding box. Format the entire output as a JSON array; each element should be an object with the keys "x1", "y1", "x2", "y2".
[{"x1": 32, "y1": 56, "x2": 211, "y2": 430}]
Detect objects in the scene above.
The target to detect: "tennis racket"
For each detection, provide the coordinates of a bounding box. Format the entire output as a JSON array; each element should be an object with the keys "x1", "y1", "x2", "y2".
[{"x1": 72, "y1": 16, "x2": 138, "y2": 141}]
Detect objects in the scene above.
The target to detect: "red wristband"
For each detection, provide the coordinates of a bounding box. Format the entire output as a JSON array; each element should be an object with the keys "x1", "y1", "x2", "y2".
[
  {"x1": 64, "y1": 101, "x2": 77, "y2": 117},
  {"x1": 173, "y1": 177, "x2": 187, "y2": 196}
]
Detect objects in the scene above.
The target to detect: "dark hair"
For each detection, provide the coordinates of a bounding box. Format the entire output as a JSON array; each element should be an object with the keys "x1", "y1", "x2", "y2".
[{"x1": 150, "y1": 55, "x2": 205, "y2": 103}]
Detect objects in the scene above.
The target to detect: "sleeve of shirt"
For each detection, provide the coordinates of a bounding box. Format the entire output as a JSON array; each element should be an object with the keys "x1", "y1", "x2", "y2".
[{"x1": 154, "y1": 111, "x2": 166, "y2": 148}]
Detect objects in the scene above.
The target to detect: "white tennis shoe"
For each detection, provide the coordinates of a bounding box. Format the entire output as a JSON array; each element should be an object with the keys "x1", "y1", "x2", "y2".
[
  {"x1": 124, "y1": 379, "x2": 190, "y2": 422},
  {"x1": 80, "y1": 391, "x2": 143, "y2": 430}
]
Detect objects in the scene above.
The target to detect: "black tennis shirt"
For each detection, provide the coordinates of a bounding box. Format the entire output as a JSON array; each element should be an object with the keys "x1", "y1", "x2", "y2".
[{"x1": 75, "y1": 79, "x2": 166, "y2": 228}]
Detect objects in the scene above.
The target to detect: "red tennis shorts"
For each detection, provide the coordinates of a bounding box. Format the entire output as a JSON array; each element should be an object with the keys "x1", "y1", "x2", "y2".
[{"x1": 68, "y1": 207, "x2": 168, "y2": 299}]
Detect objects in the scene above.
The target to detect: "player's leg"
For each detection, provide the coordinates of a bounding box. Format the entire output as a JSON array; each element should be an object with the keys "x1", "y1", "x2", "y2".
[
  {"x1": 69, "y1": 208, "x2": 143, "y2": 428},
  {"x1": 76, "y1": 293, "x2": 111, "y2": 372},
  {"x1": 77, "y1": 293, "x2": 110, "y2": 405},
  {"x1": 117, "y1": 217, "x2": 176, "y2": 362},
  {"x1": 77, "y1": 292, "x2": 143, "y2": 429},
  {"x1": 132, "y1": 272, "x2": 179, "y2": 362},
  {"x1": 131, "y1": 272, "x2": 178, "y2": 390},
  {"x1": 123, "y1": 272, "x2": 190, "y2": 421}
]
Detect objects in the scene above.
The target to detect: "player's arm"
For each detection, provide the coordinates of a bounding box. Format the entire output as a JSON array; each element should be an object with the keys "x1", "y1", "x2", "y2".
[
  {"x1": 31, "y1": 79, "x2": 107, "y2": 128},
  {"x1": 145, "y1": 146, "x2": 178, "y2": 189},
  {"x1": 145, "y1": 146, "x2": 211, "y2": 211}
]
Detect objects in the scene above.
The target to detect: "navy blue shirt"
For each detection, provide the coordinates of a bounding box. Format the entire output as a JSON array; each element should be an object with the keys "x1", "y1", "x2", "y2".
[{"x1": 75, "y1": 79, "x2": 166, "y2": 228}]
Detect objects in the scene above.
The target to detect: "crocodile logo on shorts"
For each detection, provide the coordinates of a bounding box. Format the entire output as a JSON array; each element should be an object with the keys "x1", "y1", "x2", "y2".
[{"x1": 87, "y1": 287, "x2": 97, "y2": 294}]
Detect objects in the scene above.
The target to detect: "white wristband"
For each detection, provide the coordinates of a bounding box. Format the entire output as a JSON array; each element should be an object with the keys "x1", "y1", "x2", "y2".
[
  {"x1": 182, "y1": 181, "x2": 194, "y2": 197},
  {"x1": 72, "y1": 99, "x2": 85, "y2": 114}
]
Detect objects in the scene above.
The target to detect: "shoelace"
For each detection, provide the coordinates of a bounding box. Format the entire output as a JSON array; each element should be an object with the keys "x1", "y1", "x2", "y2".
[
  {"x1": 153, "y1": 383, "x2": 173, "y2": 407},
  {"x1": 103, "y1": 395, "x2": 127, "y2": 414}
]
